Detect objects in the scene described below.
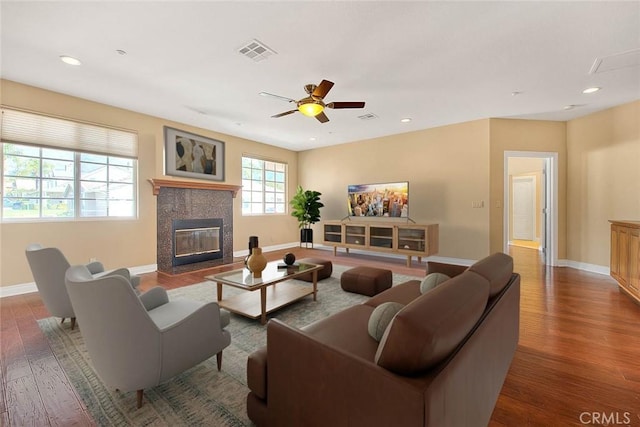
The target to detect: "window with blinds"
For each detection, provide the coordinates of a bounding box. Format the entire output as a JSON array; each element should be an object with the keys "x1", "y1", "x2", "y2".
[{"x1": 1, "y1": 108, "x2": 138, "y2": 221}]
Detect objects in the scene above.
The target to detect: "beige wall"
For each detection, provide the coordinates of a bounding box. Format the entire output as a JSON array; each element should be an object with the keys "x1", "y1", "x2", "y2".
[
  {"x1": 566, "y1": 100, "x2": 640, "y2": 266},
  {"x1": 298, "y1": 120, "x2": 492, "y2": 260},
  {"x1": 1, "y1": 80, "x2": 299, "y2": 287},
  {"x1": 489, "y1": 119, "x2": 567, "y2": 258},
  {"x1": 2, "y1": 80, "x2": 636, "y2": 287}
]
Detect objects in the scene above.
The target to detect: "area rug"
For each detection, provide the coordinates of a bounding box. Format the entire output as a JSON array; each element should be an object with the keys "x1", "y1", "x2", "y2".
[{"x1": 37, "y1": 265, "x2": 420, "y2": 426}]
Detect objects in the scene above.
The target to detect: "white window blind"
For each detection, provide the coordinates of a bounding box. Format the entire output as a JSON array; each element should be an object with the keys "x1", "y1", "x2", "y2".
[{"x1": 1, "y1": 108, "x2": 138, "y2": 158}]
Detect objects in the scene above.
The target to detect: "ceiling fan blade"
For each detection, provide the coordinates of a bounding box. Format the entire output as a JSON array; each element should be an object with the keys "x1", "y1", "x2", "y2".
[
  {"x1": 327, "y1": 101, "x2": 366, "y2": 109},
  {"x1": 315, "y1": 111, "x2": 330, "y2": 123},
  {"x1": 312, "y1": 80, "x2": 334, "y2": 99},
  {"x1": 271, "y1": 109, "x2": 298, "y2": 118},
  {"x1": 260, "y1": 92, "x2": 297, "y2": 103}
]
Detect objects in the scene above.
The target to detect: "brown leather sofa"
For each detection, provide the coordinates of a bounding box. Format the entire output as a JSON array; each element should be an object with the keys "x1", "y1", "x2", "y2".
[{"x1": 246, "y1": 252, "x2": 520, "y2": 426}]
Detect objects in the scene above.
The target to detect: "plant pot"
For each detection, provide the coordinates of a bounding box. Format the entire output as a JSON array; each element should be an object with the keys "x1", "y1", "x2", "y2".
[
  {"x1": 300, "y1": 228, "x2": 314, "y2": 248},
  {"x1": 300, "y1": 228, "x2": 313, "y2": 244}
]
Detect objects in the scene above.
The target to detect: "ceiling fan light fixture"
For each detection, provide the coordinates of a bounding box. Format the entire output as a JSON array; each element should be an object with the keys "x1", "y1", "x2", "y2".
[{"x1": 298, "y1": 101, "x2": 324, "y2": 117}]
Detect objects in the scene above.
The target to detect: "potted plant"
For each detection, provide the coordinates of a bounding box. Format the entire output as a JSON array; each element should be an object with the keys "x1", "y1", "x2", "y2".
[{"x1": 290, "y1": 186, "x2": 324, "y2": 247}]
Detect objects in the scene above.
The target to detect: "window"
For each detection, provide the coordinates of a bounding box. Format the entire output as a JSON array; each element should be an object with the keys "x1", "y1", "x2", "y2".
[
  {"x1": 1, "y1": 108, "x2": 138, "y2": 221},
  {"x1": 241, "y1": 156, "x2": 287, "y2": 215},
  {"x1": 2, "y1": 143, "x2": 136, "y2": 219}
]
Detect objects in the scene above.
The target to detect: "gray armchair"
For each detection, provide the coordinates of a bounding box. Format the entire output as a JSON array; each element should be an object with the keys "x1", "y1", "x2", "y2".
[
  {"x1": 25, "y1": 243, "x2": 140, "y2": 329},
  {"x1": 64, "y1": 264, "x2": 232, "y2": 408}
]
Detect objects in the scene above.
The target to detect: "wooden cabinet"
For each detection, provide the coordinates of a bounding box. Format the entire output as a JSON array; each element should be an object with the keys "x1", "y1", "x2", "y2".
[
  {"x1": 323, "y1": 221, "x2": 439, "y2": 267},
  {"x1": 610, "y1": 220, "x2": 640, "y2": 304}
]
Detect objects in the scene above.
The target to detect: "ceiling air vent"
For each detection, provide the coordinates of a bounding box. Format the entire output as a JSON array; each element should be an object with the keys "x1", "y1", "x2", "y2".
[
  {"x1": 589, "y1": 48, "x2": 640, "y2": 74},
  {"x1": 357, "y1": 113, "x2": 378, "y2": 120},
  {"x1": 238, "y1": 39, "x2": 276, "y2": 62}
]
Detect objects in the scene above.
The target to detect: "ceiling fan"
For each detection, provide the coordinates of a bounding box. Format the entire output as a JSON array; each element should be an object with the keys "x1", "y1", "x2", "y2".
[{"x1": 260, "y1": 79, "x2": 365, "y2": 123}]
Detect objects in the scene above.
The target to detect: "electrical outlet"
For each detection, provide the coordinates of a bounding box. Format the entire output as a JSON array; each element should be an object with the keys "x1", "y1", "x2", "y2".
[
  {"x1": 90, "y1": 257, "x2": 97, "y2": 262},
  {"x1": 471, "y1": 201, "x2": 485, "y2": 208}
]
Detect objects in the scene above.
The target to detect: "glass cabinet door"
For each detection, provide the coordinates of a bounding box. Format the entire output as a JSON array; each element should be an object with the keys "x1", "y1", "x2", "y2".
[
  {"x1": 345, "y1": 225, "x2": 366, "y2": 246},
  {"x1": 369, "y1": 226, "x2": 393, "y2": 249},
  {"x1": 397, "y1": 227, "x2": 426, "y2": 252},
  {"x1": 323, "y1": 224, "x2": 342, "y2": 243}
]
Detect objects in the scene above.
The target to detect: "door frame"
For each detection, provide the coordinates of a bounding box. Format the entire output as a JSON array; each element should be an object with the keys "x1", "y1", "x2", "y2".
[{"x1": 504, "y1": 151, "x2": 558, "y2": 266}]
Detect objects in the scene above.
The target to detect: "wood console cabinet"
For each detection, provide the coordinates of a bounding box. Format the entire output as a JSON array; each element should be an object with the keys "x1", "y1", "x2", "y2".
[
  {"x1": 323, "y1": 221, "x2": 439, "y2": 267},
  {"x1": 610, "y1": 220, "x2": 640, "y2": 304}
]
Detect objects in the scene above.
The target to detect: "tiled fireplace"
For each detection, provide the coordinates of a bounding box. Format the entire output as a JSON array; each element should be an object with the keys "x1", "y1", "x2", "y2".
[{"x1": 150, "y1": 179, "x2": 242, "y2": 274}]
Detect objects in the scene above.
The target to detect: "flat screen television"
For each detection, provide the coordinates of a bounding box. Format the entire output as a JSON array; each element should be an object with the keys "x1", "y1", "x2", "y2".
[{"x1": 347, "y1": 181, "x2": 409, "y2": 218}]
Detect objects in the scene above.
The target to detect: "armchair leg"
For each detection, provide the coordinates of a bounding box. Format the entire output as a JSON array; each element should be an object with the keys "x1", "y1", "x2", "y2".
[
  {"x1": 71, "y1": 317, "x2": 76, "y2": 330},
  {"x1": 216, "y1": 351, "x2": 223, "y2": 371},
  {"x1": 136, "y1": 389, "x2": 144, "y2": 408},
  {"x1": 61, "y1": 318, "x2": 66, "y2": 325}
]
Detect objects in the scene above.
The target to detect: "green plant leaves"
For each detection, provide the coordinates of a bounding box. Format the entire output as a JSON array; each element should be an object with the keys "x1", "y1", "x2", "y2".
[{"x1": 289, "y1": 186, "x2": 324, "y2": 229}]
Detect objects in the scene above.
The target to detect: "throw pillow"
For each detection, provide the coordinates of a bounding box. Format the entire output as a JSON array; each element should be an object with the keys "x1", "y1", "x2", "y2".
[
  {"x1": 368, "y1": 302, "x2": 404, "y2": 342},
  {"x1": 420, "y1": 272, "x2": 450, "y2": 294}
]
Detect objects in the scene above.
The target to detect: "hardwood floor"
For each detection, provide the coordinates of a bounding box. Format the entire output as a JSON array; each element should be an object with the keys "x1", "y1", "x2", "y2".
[{"x1": 1, "y1": 246, "x2": 639, "y2": 426}]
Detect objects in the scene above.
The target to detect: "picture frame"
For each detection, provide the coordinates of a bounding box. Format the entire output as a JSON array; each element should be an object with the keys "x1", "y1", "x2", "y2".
[{"x1": 164, "y1": 126, "x2": 225, "y2": 181}]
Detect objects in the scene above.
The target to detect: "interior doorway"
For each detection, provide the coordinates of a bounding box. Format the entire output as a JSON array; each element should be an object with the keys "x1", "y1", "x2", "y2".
[{"x1": 504, "y1": 152, "x2": 558, "y2": 266}]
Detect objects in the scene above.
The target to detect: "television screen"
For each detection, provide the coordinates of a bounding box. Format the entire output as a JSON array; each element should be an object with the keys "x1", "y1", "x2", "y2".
[{"x1": 347, "y1": 182, "x2": 409, "y2": 217}]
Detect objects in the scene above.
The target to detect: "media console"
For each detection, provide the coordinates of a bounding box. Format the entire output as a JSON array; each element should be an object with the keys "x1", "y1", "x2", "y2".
[{"x1": 323, "y1": 220, "x2": 439, "y2": 267}]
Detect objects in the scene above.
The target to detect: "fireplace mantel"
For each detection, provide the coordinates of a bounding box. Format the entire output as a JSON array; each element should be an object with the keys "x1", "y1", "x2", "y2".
[{"x1": 149, "y1": 178, "x2": 242, "y2": 197}]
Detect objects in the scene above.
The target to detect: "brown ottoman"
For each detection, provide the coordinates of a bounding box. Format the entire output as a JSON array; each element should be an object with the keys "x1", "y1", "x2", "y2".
[
  {"x1": 340, "y1": 266, "x2": 392, "y2": 296},
  {"x1": 296, "y1": 258, "x2": 333, "y2": 282}
]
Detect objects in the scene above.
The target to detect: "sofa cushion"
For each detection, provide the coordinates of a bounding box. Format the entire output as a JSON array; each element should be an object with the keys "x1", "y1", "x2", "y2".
[
  {"x1": 302, "y1": 304, "x2": 379, "y2": 361},
  {"x1": 374, "y1": 270, "x2": 490, "y2": 375},
  {"x1": 426, "y1": 261, "x2": 469, "y2": 278},
  {"x1": 419, "y1": 272, "x2": 450, "y2": 294},
  {"x1": 468, "y1": 252, "x2": 514, "y2": 297},
  {"x1": 368, "y1": 302, "x2": 404, "y2": 342},
  {"x1": 364, "y1": 280, "x2": 421, "y2": 308}
]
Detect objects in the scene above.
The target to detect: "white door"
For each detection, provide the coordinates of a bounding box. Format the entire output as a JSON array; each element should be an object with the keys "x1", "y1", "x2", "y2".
[{"x1": 512, "y1": 176, "x2": 536, "y2": 241}]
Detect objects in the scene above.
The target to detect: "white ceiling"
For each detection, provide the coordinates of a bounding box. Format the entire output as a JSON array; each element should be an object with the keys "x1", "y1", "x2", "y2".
[{"x1": 1, "y1": 1, "x2": 639, "y2": 151}]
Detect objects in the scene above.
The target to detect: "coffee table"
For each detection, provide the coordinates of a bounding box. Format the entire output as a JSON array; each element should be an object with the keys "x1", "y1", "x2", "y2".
[{"x1": 205, "y1": 261, "x2": 323, "y2": 324}]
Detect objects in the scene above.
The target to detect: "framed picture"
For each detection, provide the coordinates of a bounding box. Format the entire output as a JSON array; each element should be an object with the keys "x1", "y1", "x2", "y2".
[{"x1": 164, "y1": 126, "x2": 225, "y2": 181}]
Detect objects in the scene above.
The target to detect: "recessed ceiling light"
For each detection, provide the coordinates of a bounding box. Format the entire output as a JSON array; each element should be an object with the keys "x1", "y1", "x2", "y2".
[
  {"x1": 564, "y1": 104, "x2": 586, "y2": 111},
  {"x1": 582, "y1": 87, "x2": 601, "y2": 94},
  {"x1": 59, "y1": 55, "x2": 82, "y2": 66},
  {"x1": 400, "y1": 118, "x2": 412, "y2": 123},
  {"x1": 309, "y1": 137, "x2": 317, "y2": 141},
  {"x1": 511, "y1": 91, "x2": 523, "y2": 96}
]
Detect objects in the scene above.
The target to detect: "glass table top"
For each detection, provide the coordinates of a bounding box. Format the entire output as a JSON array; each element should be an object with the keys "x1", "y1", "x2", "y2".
[{"x1": 208, "y1": 261, "x2": 321, "y2": 289}]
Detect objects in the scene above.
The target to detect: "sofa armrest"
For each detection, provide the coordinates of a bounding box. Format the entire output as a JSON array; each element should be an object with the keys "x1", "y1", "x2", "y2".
[
  {"x1": 247, "y1": 346, "x2": 268, "y2": 400},
  {"x1": 139, "y1": 286, "x2": 169, "y2": 311},
  {"x1": 85, "y1": 261, "x2": 105, "y2": 274},
  {"x1": 265, "y1": 319, "x2": 426, "y2": 427},
  {"x1": 426, "y1": 261, "x2": 468, "y2": 278}
]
